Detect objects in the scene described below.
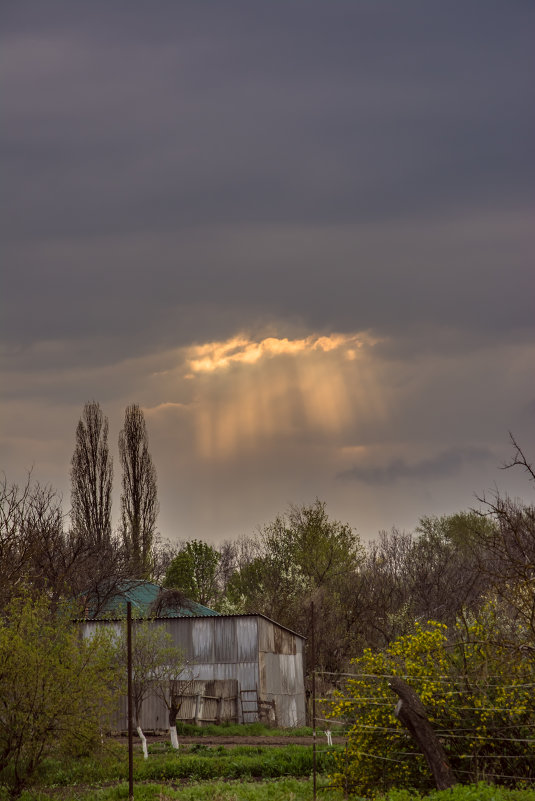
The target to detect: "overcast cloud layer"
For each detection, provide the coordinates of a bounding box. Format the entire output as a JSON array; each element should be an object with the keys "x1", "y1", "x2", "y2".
[{"x1": 1, "y1": 1, "x2": 534, "y2": 543}]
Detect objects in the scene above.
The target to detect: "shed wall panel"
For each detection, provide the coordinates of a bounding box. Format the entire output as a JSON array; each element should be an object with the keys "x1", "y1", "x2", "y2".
[
  {"x1": 192, "y1": 619, "x2": 214, "y2": 662},
  {"x1": 162, "y1": 618, "x2": 194, "y2": 659},
  {"x1": 81, "y1": 614, "x2": 305, "y2": 728},
  {"x1": 214, "y1": 617, "x2": 237, "y2": 662},
  {"x1": 258, "y1": 617, "x2": 275, "y2": 653},
  {"x1": 236, "y1": 617, "x2": 258, "y2": 662}
]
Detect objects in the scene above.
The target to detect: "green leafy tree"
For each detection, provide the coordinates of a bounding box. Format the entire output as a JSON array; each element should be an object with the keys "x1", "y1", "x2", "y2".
[
  {"x1": 163, "y1": 540, "x2": 221, "y2": 607},
  {"x1": 225, "y1": 500, "x2": 363, "y2": 672},
  {"x1": 0, "y1": 593, "x2": 120, "y2": 799}
]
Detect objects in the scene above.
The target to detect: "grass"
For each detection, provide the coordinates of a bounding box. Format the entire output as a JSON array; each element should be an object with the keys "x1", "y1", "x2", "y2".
[
  {"x1": 6, "y1": 737, "x2": 339, "y2": 800},
  {"x1": 6, "y1": 728, "x2": 534, "y2": 801},
  {"x1": 14, "y1": 780, "x2": 535, "y2": 801},
  {"x1": 380, "y1": 785, "x2": 535, "y2": 801},
  {"x1": 36, "y1": 742, "x2": 336, "y2": 785},
  {"x1": 17, "y1": 776, "x2": 345, "y2": 800}
]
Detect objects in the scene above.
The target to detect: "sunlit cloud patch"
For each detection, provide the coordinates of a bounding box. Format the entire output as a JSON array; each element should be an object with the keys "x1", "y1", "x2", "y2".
[{"x1": 176, "y1": 332, "x2": 385, "y2": 460}]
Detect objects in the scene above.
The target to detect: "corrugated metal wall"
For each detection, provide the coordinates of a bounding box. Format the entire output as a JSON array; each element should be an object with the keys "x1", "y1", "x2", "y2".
[
  {"x1": 258, "y1": 616, "x2": 306, "y2": 727},
  {"x1": 81, "y1": 614, "x2": 305, "y2": 730}
]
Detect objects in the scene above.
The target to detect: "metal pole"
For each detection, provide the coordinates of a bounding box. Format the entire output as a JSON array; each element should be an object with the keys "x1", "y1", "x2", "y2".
[
  {"x1": 127, "y1": 601, "x2": 134, "y2": 800},
  {"x1": 311, "y1": 600, "x2": 316, "y2": 801}
]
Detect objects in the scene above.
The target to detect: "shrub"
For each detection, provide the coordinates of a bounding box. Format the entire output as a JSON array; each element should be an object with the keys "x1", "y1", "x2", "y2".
[
  {"x1": 328, "y1": 610, "x2": 535, "y2": 798},
  {"x1": 0, "y1": 593, "x2": 120, "y2": 798}
]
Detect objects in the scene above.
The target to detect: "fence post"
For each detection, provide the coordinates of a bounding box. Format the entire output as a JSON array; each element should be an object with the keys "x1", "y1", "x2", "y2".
[{"x1": 194, "y1": 693, "x2": 203, "y2": 726}]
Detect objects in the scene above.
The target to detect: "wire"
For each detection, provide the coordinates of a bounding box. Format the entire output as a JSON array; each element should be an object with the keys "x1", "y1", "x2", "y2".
[
  {"x1": 316, "y1": 670, "x2": 535, "y2": 689},
  {"x1": 316, "y1": 717, "x2": 535, "y2": 750},
  {"x1": 454, "y1": 767, "x2": 535, "y2": 782},
  {"x1": 321, "y1": 695, "x2": 535, "y2": 713},
  {"x1": 348, "y1": 748, "x2": 421, "y2": 762},
  {"x1": 318, "y1": 698, "x2": 396, "y2": 706}
]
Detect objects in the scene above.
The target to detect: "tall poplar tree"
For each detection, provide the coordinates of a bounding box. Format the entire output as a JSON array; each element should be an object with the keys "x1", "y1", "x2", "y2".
[
  {"x1": 71, "y1": 401, "x2": 113, "y2": 547},
  {"x1": 119, "y1": 404, "x2": 159, "y2": 577}
]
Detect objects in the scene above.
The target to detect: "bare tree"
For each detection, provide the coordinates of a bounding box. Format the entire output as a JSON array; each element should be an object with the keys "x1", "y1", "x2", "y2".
[
  {"x1": 119, "y1": 404, "x2": 159, "y2": 578},
  {"x1": 115, "y1": 620, "x2": 184, "y2": 757},
  {"x1": 71, "y1": 401, "x2": 113, "y2": 548},
  {"x1": 0, "y1": 473, "x2": 37, "y2": 608},
  {"x1": 473, "y1": 435, "x2": 535, "y2": 646},
  {"x1": 0, "y1": 472, "x2": 128, "y2": 615}
]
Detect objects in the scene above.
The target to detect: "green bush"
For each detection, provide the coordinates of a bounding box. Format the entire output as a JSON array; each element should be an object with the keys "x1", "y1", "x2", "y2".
[
  {"x1": 328, "y1": 611, "x2": 535, "y2": 798},
  {"x1": 0, "y1": 593, "x2": 121, "y2": 799}
]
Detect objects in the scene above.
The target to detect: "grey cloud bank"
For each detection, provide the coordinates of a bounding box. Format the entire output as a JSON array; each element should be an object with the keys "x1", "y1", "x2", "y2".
[{"x1": 338, "y1": 448, "x2": 493, "y2": 485}]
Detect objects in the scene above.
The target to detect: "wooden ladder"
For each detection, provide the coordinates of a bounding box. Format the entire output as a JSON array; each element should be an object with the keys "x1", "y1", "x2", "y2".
[{"x1": 239, "y1": 687, "x2": 259, "y2": 723}]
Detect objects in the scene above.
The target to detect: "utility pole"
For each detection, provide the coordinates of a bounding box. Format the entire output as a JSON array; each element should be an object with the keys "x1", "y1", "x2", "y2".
[
  {"x1": 127, "y1": 601, "x2": 134, "y2": 800},
  {"x1": 311, "y1": 601, "x2": 316, "y2": 800}
]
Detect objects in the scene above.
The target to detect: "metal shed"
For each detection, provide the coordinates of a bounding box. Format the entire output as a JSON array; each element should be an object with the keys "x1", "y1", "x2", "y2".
[{"x1": 81, "y1": 613, "x2": 306, "y2": 730}]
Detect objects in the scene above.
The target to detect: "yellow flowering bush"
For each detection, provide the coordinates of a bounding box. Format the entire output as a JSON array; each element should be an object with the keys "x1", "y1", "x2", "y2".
[{"x1": 327, "y1": 607, "x2": 535, "y2": 798}]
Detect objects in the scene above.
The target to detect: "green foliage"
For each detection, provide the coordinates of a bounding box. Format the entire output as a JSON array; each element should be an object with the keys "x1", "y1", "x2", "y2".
[
  {"x1": 163, "y1": 540, "x2": 220, "y2": 607},
  {"x1": 382, "y1": 785, "x2": 535, "y2": 800},
  {"x1": 328, "y1": 608, "x2": 535, "y2": 798},
  {"x1": 0, "y1": 593, "x2": 120, "y2": 799},
  {"x1": 227, "y1": 500, "x2": 361, "y2": 613},
  {"x1": 416, "y1": 511, "x2": 497, "y2": 550},
  {"x1": 225, "y1": 500, "x2": 363, "y2": 671}
]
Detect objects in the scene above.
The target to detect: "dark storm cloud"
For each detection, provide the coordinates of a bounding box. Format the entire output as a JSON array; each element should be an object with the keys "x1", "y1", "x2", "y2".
[
  {"x1": 1, "y1": 1, "x2": 533, "y2": 360},
  {"x1": 2, "y1": 2, "x2": 532, "y2": 238},
  {"x1": 338, "y1": 446, "x2": 492, "y2": 485}
]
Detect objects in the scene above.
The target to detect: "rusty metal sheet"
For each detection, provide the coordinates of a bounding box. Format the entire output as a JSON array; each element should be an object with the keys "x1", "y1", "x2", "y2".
[{"x1": 258, "y1": 616, "x2": 275, "y2": 653}]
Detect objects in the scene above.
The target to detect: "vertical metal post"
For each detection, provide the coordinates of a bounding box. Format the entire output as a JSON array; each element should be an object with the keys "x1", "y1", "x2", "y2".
[
  {"x1": 127, "y1": 601, "x2": 134, "y2": 800},
  {"x1": 311, "y1": 601, "x2": 316, "y2": 801}
]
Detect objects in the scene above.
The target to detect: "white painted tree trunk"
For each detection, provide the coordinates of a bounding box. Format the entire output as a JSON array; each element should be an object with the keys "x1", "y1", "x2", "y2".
[
  {"x1": 170, "y1": 725, "x2": 179, "y2": 750},
  {"x1": 137, "y1": 725, "x2": 148, "y2": 759}
]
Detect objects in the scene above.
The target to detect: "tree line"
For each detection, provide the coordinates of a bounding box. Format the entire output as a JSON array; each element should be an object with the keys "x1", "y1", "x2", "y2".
[
  {"x1": 1, "y1": 408, "x2": 534, "y2": 794},
  {"x1": 1, "y1": 406, "x2": 534, "y2": 679}
]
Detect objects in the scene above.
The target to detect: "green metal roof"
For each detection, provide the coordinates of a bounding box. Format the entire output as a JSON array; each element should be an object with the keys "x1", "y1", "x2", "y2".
[{"x1": 90, "y1": 581, "x2": 219, "y2": 618}]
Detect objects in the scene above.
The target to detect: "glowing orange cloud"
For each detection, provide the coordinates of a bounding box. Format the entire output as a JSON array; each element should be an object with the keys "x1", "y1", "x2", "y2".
[
  {"x1": 177, "y1": 332, "x2": 386, "y2": 460},
  {"x1": 186, "y1": 332, "x2": 373, "y2": 374}
]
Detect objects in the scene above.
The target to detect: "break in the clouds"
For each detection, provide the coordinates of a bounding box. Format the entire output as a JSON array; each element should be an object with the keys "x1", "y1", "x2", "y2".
[{"x1": 1, "y1": 2, "x2": 533, "y2": 542}]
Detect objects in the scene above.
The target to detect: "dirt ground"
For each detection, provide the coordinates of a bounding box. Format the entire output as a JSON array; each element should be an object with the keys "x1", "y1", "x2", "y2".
[{"x1": 118, "y1": 733, "x2": 346, "y2": 747}]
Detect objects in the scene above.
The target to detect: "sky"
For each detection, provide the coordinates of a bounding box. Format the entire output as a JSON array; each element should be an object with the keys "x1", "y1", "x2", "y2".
[{"x1": 1, "y1": 1, "x2": 534, "y2": 546}]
